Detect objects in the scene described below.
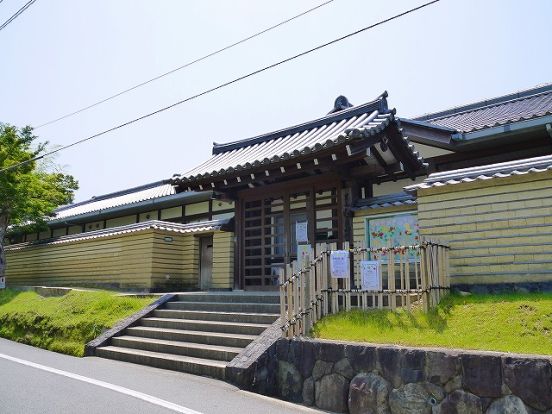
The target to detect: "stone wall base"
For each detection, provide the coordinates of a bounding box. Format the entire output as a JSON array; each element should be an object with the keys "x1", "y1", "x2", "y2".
[{"x1": 229, "y1": 338, "x2": 552, "y2": 414}]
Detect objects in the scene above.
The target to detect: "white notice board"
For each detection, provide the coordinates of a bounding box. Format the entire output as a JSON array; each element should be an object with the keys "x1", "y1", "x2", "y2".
[
  {"x1": 360, "y1": 260, "x2": 381, "y2": 291},
  {"x1": 295, "y1": 221, "x2": 308, "y2": 244},
  {"x1": 0, "y1": 276, "x2": 5, "y2": 289},
  {"x1": 330, "y1": 250, "x2": 350, "y2": 279},
  {"x1": 297, "y1": 244, "x2": 312, "y2": 269}
]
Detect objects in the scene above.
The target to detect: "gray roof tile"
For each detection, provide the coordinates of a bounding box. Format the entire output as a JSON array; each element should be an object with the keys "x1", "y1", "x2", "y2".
[
  {"x1": 413, "y1": 84, "x2": 552, "y2": 133},
  {"x1": 175, "y1": 93, "x2": 426, "y2": 184},
  {"x1": 406, "y1": 154, "x2": 552, "y2": 192}
]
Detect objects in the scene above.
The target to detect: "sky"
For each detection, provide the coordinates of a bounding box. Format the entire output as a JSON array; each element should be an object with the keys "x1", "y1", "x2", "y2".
[{"x1": 1, "y1": 0, "x2": 551, "y2": 202}]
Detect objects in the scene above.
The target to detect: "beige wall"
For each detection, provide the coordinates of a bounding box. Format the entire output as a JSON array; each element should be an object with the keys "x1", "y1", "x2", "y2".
[
  {"x1": 185, "y1": 201, "x2": 209, "y2": 216},
  {"x1": 160, "y1": 206, "x2": 182, "y2": 220},
  {"x1": 372, "y1": 177, "x2": 425, "y2": 197},
  {"x1": 5, "y1": 228, "x2": 233, "y2": 291},
  {"x1": 417, "y1": 171, "x2": 552, "y2": 285},
  {"x1": 212, "y1": 231, "x2": 234, "y2": 289},
  {"x1": 5, "y1": 230, "x2": 156, "y2": 289},
  {"x1": 150, "y1": 231, "x2": 200, "y2": 290},
  {"x1": 105, "y1": 215, "x2": 136, "y2": 228}
]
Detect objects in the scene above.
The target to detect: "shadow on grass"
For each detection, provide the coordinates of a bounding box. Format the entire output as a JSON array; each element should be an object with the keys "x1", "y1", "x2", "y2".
[{"x1": 0, "y1": 288, "x2": 21, "y2": 307}]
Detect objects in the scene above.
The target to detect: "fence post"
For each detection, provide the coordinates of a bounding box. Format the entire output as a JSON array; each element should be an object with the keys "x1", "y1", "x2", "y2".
[{"x1": 279, "y1": 268, "x2": 286, "y2": 338}]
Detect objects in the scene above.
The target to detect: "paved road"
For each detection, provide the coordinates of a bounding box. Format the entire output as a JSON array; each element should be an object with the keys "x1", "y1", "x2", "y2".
[{"x1": 0, "y1": 338, "x2": 323, "y2": 414}]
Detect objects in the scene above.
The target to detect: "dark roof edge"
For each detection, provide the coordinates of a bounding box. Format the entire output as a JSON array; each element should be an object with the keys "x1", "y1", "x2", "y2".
[
  {"x1": 412, "y1": 83, "x2": 552, "y2": 122},
  {"x1": 56, "y1": 179, "x2": 172, "y2": 213},
  {"x1": 49, "y1": 191, "x2": 211, "y2": 225},
  {"x1": 399, "y1": 118, "x2": 457, "y2": 133},
  {"x1": 211, "y1": 91, "x2": 389, "y2": 155}
]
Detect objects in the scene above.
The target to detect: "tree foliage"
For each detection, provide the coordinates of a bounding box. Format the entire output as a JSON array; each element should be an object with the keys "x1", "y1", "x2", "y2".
[{"x1": 0, "y1": 124, "x2": 79, "y2": 278}]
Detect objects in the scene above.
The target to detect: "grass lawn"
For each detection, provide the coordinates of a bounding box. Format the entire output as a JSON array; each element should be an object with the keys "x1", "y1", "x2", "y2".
[
  {"x1": 312, "y1": 293, "x2": 552, "y2": 355},
  {"x1": 0, "y1": 289, "x2": 154, "y2": 357}
]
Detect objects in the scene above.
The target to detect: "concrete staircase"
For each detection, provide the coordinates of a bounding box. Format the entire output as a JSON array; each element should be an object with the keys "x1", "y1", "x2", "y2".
[{"x1": 95, "y1": 293, "x2": 280, "y2": 380}]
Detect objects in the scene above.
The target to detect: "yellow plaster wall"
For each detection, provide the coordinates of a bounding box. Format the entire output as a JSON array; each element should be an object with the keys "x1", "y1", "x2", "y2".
[
  {"x1": 5, "y1": 231, "x2": 156, "y2": 289},
  {"x1": 212, "y1": 231, "x2": 234, "y2": 289},
  {"x1": 417, "y1": 171, "x2": 552, "y2": 285},
  {"x1": 105, "y1": 215, "x2": 136, "y2": 228}
]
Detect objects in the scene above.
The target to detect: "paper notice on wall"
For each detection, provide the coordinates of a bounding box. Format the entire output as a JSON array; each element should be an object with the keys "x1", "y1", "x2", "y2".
[
  {"x1": 330, "y1": 250, "x2": 350, "y2": 279},
  {"x1": 0, "y1": 276, "x2": 5, "y2": 289},
  {"x1": 360, "y1": 260, "x2": 381, "y2": 291},
  {"x1": 297, "y1": 244, "x2": 312, "y2": 269},
  {"x1": 296, "y1": 221, "x2": 308, "y2": 243}
]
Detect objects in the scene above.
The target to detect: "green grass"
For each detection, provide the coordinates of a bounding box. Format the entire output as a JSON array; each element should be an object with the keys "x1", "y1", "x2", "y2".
[
  {"x1": 0, "y1": 289, "x2": 154, "y2": 356},
  {"x1": 312, "y1": 293, "x2": 552, "y2": 355}
]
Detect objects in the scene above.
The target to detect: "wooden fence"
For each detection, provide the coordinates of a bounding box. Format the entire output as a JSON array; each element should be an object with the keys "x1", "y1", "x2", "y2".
[{"x1": 279, "y1": 239, "x2": 450, "y2": 338}]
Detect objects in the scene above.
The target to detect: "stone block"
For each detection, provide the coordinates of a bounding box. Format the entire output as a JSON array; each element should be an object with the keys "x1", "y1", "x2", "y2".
[
  {"x1": 277, "y1": 360, "x2": 302, "y2": 402},
  {"x1": 432, "y1": 390, "x2": 482, "y2": 414},
  {"x1": 312, "y1": 360, "x2": 334, "y2": 381},
  {"x1": 348, "y1": 373, "x2": 391, "y2": 414},
  {"x1": 317, "y1": 341, "x2": 346, "y2": 362},
  {"x1": 334, "y1": 358, "x2": 354, "y2": 380},
  {"x1": 461, "y1": 354, "x2": 502, "y2": 398},
  {"x1": 389, "y1": 382, "x2": 443, "y2": 414},
  {"x1": 315, "y1": 373, "x2": 350, "y2": 413},
  {"x1": 378, "y1": 347, "x2": 403, "y2": 388},
  {"x1": 303, "y1": 377, "x2": 314, "y2": 406},
  {"x1": 401, "y1": 349, "x2": 426, "y2": 384},
  {"x1": 299, "y1": 340, "x2": 316, "y2": 378},
  {"x1": 486, "y1": 395, "x2": 528, "y2": 414},
  {"x1": 425, "y1": 351, "x2": 459, "y2": 385},
  {"x1": 346, "y1": 344, "x2": 377, "y2": 373},
  {"x1": 503, "y1": 357, "x2": 552, "y2": 411}
]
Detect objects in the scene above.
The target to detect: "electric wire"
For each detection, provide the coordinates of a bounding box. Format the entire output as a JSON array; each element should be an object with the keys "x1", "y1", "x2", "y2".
[
  {"x1": 0, "y1": 0, "x2": 441, "y2": 175},
  {"x1": 34, "y1": 0, "x2": 335, "y2": 129},
  {"x1": 0, "y1": 0, "x2": 37, "y2": 32}
]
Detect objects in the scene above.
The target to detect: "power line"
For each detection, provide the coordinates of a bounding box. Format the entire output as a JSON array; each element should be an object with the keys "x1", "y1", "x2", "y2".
[
  {"x1": 1, "y1": 0, "x2": 441, "y2": 175},
  {"x1": 34, "y1": 0, "x2": 335, "y2": 129},
  {"x1": 0, "y1": 0, "x2": 37, "y2": 32}
]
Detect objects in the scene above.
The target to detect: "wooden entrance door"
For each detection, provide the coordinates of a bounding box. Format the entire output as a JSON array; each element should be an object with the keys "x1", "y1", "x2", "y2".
[
  {"x1": 239, "y1": 178, "x2": 342, "y2": 290},
  {"x1": 199, "y1": 236, "x2": 213, "y2": 290}
]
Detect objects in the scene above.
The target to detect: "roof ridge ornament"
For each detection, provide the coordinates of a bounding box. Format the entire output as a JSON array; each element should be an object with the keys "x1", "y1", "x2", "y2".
[{"x1": 328, "y1": 95, "x2": 354, "y2": 114}]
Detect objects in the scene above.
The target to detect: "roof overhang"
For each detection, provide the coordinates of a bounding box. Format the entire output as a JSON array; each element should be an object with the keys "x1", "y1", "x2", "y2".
[{"x1": 6, "y1": 219, "x2": 232, "y2": 250}]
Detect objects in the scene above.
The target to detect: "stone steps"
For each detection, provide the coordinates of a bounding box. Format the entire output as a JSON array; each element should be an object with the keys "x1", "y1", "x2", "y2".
[
  {"x1": 126, "y1": 326, "x2": 257, "y2": 348},
  {"x1": 140, "y1": 317, "x2": 271, "y2": 336},
  {"x1": 174, "y1": 293, "x2": 280, "y2": 304},
  {"x1": 94, "y1": 292, "x2": 280, "y2": 380},
  {"x1": 165, "y1": 301, "x2": 280, "y2": 314},
  {"x1": 152, "y1": 309, "x2": 279, "y2": 324},
  {"x1": 96, "y1": 346, "x2": 227, "y2": 379},
  {"x1": 111, "y1": 336, "x2": 241, "y2": 361}
]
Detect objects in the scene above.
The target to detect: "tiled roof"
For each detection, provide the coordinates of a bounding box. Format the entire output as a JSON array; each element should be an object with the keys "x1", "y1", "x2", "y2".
[
  {"x1": 175, "y1": 93, "x2": 426, "y2": 185},
  {"x1": 6, "y1": 219, "x2": 229, "y2": 250},
  {"x1": 405, "y1": 154, "x2": 552, "y2": 192},
  {"x1": 413, "y1": 84, "x2": 552, "y2": 133},
  {"x1": 54, "y1": 181, "x2": 176, "y2": 220},
  {"x1": 353, "y1": 192, "x2": 416, "y2": 210}
]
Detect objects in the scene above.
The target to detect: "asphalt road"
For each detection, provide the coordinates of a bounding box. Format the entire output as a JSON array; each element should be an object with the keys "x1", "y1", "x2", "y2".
[{"x1": 0, "y1": 338, "x2": 323, "y2": 414}]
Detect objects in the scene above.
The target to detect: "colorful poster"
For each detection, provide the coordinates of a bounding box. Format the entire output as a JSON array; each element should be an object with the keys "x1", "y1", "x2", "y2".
[
  {"x1": 295, "y1": 221, "x2": 308, "y2": 243},
  {"x1": 360, "y1": 260, "x2": 381, "y2": 291},
  {"x1": 330, "y1": 250, "x2": 350, "y2": 279},
  {"x1": 368, "y1": 214, "x2": 419, "y2": 260}
]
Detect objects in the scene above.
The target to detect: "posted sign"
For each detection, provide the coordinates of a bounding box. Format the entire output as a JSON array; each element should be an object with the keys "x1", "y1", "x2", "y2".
[
  {"x1": 360, "y1": 260, "x2": 381, "y2": 291},
  {"x1": 295, "y1": 221, "x2": 308, "y2": 244},
  {"x1": 297, "y1": 244, "x2": 312, "y2": 269},
  {"x1": 330, "y1": 250, "x2": 350, "y2": 279},
  {"x1": 0, "y1": 276, "x2": 5, "y2": 289}
]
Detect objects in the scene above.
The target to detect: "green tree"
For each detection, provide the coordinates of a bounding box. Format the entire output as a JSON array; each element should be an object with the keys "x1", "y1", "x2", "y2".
[{"x1": 0, "y1": 124, "x2": 78, "y2": 282}]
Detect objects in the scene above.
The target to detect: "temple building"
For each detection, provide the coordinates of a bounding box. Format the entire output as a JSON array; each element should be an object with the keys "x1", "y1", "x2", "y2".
[{"x1": 5, "y1": 84, "x2": 552, "y2": 291}]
